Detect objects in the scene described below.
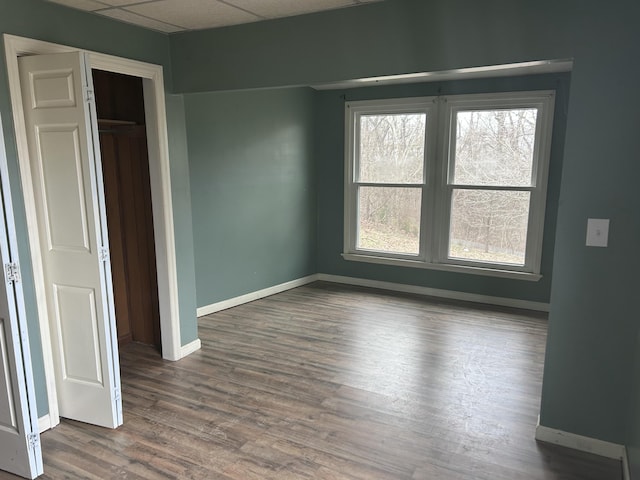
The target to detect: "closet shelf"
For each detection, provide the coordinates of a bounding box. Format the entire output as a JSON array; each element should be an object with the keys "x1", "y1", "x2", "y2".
[{"x1": 97, "y1": 118, "x2": 137, "y2": 125}]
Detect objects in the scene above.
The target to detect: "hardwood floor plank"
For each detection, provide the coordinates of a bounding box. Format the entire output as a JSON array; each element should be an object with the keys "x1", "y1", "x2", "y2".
[{"x1": 0, "y1": 282, "x2": 622, "y2": 479}]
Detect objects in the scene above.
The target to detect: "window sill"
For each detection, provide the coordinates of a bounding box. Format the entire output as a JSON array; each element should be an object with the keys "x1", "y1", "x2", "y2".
[{"x1": 341, "y1": 253, "x2": 542, "y2": 282}]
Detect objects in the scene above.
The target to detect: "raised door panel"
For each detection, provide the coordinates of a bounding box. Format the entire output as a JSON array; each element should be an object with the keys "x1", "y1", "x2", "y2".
[
  {"x1": 53, "y1": 285, "x2": 102, "y2": 385},
  {"x1": 35, "y1": 125, "x2": 91, "y2": 252}
]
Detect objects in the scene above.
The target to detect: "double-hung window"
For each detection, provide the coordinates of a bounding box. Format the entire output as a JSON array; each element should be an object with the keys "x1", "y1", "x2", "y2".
[{"x1": 344, "y1": 91, "x2": 555, "y2": 279}]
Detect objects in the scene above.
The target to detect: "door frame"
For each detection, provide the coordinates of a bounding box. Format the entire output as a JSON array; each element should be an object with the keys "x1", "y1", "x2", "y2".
[{"x1": 3, "y1": 34, "x2": 183, "y2": 429}]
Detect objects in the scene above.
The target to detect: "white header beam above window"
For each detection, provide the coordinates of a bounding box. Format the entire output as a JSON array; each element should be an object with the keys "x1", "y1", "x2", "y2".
[{"x1": 313, "y1": 59, "x2": 573, "y2": 91}]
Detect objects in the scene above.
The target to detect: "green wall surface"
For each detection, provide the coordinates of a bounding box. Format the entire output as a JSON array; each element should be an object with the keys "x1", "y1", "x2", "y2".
[
  {"x1": 537, "y1": 5, "x2": 640, "y2": 445},
  {"x1": 315, "y1": 73, "x2": 569, "y2": 304},
  {"x1": 0, "y1": 0, "x2": 198, "y2": 416},
  {"x1": 170, "y1": 0, "x2": 640, "y2": 450},
  {"x1": 185, "y1": 88, "x2": 317, "y2": 307},
  {"x1": 170, "y1": 0, "x2": 576, "y2": 93},
  {"x1": 165, "y1": 94, "x2": 198, "y2": 344}
]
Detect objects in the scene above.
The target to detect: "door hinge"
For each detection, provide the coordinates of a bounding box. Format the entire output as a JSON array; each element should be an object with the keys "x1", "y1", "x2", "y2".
[
  {"x1": 27, "y1": 432, "x2": 39, "y2": 451},
  {"x1": 113, "y1": 387, "x2": 121, "y2": 403},
  {"x1": 99, "y1": 247, "x2": 110, "y2": 263},
  {"x1": 84, "y1": 87, "x2": 94, "y2": 103},
  {"x1": 5, "y1": 262, "x2": 20, "y2": 285}
]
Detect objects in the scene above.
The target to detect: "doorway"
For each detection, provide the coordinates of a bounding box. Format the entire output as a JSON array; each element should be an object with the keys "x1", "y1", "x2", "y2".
[
  {"x1": 4, "y1": 34, "x2": 185, "y2": 431},
  {"x1": 94, "y1": 70, "x2": 161, "y2": 351}
]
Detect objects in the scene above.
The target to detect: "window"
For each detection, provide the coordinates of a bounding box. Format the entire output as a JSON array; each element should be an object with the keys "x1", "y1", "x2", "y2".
[{"x1": 344, "y1": 91, "x2": 555, "y2": 279}]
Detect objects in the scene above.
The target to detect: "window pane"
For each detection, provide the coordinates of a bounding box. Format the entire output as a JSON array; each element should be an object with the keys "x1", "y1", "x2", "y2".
[
  {"x1": 359, "y1": 113, "x2": 425, "y2": 183},
  {"x1": 357, "y1": 186, "x2": 421, "y2": 255},
  {"x1": 453, "y1": 109, "x2": 537, "y2": 186},
  {"x1": 448, "y1": 189, "x2": 530, "y2": 265}
]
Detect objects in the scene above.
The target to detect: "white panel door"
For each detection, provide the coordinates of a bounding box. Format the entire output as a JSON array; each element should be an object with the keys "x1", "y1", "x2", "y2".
[
  {"x1": 18, "y1": 52, "x2": 122, "y2": 429},
  {"x1": 0, "y1": 115, "x2": 43, "y2": 478}
]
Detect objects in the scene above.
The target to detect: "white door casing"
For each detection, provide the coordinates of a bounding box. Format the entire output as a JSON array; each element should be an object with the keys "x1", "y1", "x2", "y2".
[
  {"x1": 3, "y1": 33, "x2": 191, "y2": 431},
  {"x1": 0, "y1": 114, "x2": 43, "y2": 478},
  {"x1": 18, "y1": 51, "x2": 122, "y2": 428}
]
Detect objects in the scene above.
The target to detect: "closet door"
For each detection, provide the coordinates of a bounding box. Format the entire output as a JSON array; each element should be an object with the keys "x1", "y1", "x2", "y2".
[
  {"x1": 0, "y1": 114, "x2": 43, "y2": 478},
  {"x1": 18, "y1": 51, "x2": 122, "y2": 428}
]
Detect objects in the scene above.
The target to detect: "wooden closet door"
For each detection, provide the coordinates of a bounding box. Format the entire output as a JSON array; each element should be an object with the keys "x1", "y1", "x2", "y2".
[{"x1": 100, "y1": 125, "x2": 160, "y2": 349}]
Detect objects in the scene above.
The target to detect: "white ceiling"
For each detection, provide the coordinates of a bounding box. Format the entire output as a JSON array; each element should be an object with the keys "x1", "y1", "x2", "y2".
[{"x1": 44, "y1": 0, "x2": 382, "y2": 33}]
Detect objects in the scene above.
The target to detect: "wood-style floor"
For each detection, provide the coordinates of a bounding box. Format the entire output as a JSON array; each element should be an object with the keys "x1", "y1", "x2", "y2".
[{"x1": 1, "y1": 282, "x2": 622, "y2": 479}]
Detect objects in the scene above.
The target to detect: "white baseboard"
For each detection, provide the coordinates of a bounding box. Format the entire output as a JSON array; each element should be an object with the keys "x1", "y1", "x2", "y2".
[
  {"x1": 535, "y1": 422, "x2": 625, "y2": 460},
  {"x1": 179, "y1": 338, "x2": 201, "y2": 358},
  {"x1": 38, "y1": 414, "x2": 52, "y2": 433},
  {"x1": 623, "y1": 446, "x2": 631, "y2": 480},
  {"x1": 196, "y1": 272, "x2": 549, "y2": 319},
  {"x1": 317, "y1": 274, "x2": 550, "y2": 312},
  {"x1": 196, "y1": 275, "x2": 318, "y2": 317}
]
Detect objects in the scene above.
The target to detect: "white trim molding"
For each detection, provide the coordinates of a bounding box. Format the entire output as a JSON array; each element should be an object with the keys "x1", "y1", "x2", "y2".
[
  {"x1": 179, "y1": 338, "x2": 202, "y2": 358},
  {"x1": 312, "y1": 59, "x2": 573, "y2": 91},
  {"x1": 38, "y1": 414, "x2": 53, "y2": 434},
  {"x1": 317, "y1": 274, "x2": 550, "y2": 312},
  {"x1": 535, "y1": 422, "x2": 625, "y2": 460},
  {"x1": 197, "y1": 275, "x2": 318, "y2": 317},
  {"x1": 342, "y1": 253, "x2": 543, "y2": 281},
  {"x1": 197, "y1": 273, "x2": 549, "y2": 317}
]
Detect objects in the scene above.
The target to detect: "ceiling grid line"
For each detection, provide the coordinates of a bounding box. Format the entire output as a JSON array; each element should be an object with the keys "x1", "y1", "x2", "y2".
[{"x1": 44, "y1": 0, "x2": 383, "y2": 33}]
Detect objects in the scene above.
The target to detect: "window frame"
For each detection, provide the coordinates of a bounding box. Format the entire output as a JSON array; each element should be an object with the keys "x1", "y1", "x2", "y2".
[
  {"x1": 343, "y1": 97, "x2": 437, "y2": 263},
  {"x1": 343, "y1": 91, "x2": 556, "y2": 280}
]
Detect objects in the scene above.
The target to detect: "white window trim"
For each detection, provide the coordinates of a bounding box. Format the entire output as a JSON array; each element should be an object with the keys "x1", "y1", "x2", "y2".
[
  {"x1": 343, "y1": 96, "x2": 437, "y2": 263},
  {"x1": 343, "y1": 91, "x2": 556, "y2": 280}
]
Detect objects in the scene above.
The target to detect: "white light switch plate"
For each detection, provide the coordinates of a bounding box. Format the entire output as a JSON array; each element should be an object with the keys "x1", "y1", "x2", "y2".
[{"x1": 586, "y1": 218, "x2": 609, "y2": 247}]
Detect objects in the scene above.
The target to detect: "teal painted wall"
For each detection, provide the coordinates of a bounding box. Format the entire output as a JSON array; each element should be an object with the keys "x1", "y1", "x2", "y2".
[
  {"x1": 170, "y1": 0, "x2": 640, "y2": 448},
  {"x1": 316, "y1": 73, "x2": 569, "y2": 304},
  {"x1": 185, "y1": 88, "x2": 317, "y2": 307},
  {"x1": 0, "y1": 0, "x2": 198, "y2": 416},
  {"x1": 165, "y1": 94, "x2": 198, "y2": 344},
  {"x1": 170, "y1": 0, "x2": 575, "y2": 93},
  {"x1": 538, "y1": 4, "x2": 640, "y2": 444}
]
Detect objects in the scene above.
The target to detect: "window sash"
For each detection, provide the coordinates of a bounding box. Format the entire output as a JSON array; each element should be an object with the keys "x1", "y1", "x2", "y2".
[
  {"x1": 345, "y1": 97, "x2": 436, "y2": 261},
  {"x1": 355, "y1": 185, "x2": 424, "y2": 257},
  {"x1": 356, "y1": 112, "x2": 428, "y2": 185},
  {"x1": 443, "y1": 188, "x2": 532, "y2": 268},
  {"x1": 447, "y1": 107, "x2": 540, "y2": 188},
  {"x1": 436, "y1": 92, "x2": 555, "y2": 273}
]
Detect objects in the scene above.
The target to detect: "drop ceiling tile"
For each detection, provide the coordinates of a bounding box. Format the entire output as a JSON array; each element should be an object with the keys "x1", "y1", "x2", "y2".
[
  {"x1": 126, "y1": 0, "x2": 261, "y2": 30},
  {"x1": 47, "y1": 0, "x2": 107, "y2": 11},
  {"x1": 227, "y1": 0, "x2": 355, "y2": 18},
  {"x1": 97, "y1": 8, "x2": 185, "y2": 32}
]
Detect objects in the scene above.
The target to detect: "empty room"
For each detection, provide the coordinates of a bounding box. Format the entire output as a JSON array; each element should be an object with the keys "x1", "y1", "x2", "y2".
[{"x1": 0, "y1": 0, "x2": 639, "y2": 479}]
